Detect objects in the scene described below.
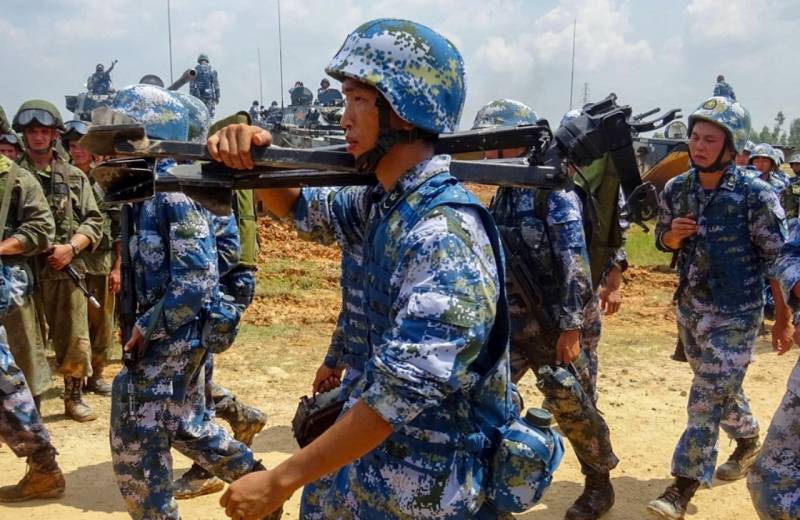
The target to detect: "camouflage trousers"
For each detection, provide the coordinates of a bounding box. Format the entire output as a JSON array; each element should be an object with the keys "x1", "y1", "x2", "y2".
[
  {"x1": 672, "y1": 307, "x2": 761, "y2": 485},
  {"x1": 0, "y1": 333, "x2": 57, "y2": 469},
  {"x1": 510, "y1": 325, "x2": 618, "y2": 474},
  {"x1": 5, "y1": 294, "x2": 51, "y2": 397},
  {"x1": 86, "y1": 274, "x2": 116, "y2": 367},
  {"x1": 203, "y1": 354, "x2": 254, "y2": 427},
  {"x1": 747, "y1": 358, "x2": 800, "y2": 520},
  {"x1": 110, "y1": 351, "x2": 256, "y2": 520},
  {"x1": 37, "y1": 278, "x2": 92, "y2": 378}
]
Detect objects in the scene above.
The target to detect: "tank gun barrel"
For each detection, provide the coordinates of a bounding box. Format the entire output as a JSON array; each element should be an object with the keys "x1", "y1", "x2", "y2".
[{"x1": 168, "y1": 69, "x2": 196, "y2": 91}]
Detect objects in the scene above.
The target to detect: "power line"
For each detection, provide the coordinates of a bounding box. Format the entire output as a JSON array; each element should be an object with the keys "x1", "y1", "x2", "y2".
[{"x1": 167, "y1": 0, "x2": 174, "y2": 84}]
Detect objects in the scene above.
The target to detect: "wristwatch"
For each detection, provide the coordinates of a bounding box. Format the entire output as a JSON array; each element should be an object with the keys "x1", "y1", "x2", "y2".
[{"x1": 69, "y1": 240, "x2": 81, "y2": 256}]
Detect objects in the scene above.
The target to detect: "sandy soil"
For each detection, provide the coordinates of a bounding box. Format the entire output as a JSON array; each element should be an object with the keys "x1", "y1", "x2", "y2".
[{"x1": 0, "y1": 220, "x2": 795, "y2": 520}]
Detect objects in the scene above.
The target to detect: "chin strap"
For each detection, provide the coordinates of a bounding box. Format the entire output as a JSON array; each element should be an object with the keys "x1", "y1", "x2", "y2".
[
  {"x1": 354, "y1": 97, "x2": 420, "y2": 174},
  {"x1": 689, "y1": 141, "x2": 734, "y2": 174}
]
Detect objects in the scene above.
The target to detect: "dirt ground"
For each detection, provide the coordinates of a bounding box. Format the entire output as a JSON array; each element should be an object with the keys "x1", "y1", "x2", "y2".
[{"x1": 1, "y1": 218, "x2": 796, "y2": 519}]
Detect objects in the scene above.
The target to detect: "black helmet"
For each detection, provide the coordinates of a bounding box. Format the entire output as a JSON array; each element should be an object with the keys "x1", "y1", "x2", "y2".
[
  {"x1": 320, "y1": 78, "x2": 330, "y2": 89},
  {"x1": 97, "y1": 63, "x2": 104, "y2": 72},
  {"x1": 716, "y1": 74, "x2": 725, "y2": 82},
  {"x1": 252, "y1": 100, "x2": 259, "y2": 105}
]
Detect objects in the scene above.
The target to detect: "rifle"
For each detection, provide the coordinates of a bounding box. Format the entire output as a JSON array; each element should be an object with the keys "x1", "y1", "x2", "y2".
[
  {"x1": 118, "y1": 203, "x2": 138, "y2": 368},
  {"x1": 63, "y1": 265, "x2": 101, "y2": 309}
]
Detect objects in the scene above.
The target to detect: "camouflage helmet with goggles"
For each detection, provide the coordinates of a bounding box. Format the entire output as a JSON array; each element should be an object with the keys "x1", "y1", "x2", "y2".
[
  {"x1": 13, "y1": 100, "x2": 65, "y2": 132},
  {"x1": 688, "y1": 96, "x2": 751, "y2": 154},
  {"x1": 0, "y1": 132, "x2": 23, "y2": 150},
  {"x1": 95, "y1": 84, "x2": 209, "y2": 143},
  {"x1": 325, "y1": 18, "x2": 466, "y2": 135},
  {"x1": 197, "y1": 53, "x2": 209, "y2": 63},
  {"x1": 61, "y1": 120, "x2": 91, "y2": 144},
  {"x1": 749, "y1": 143, "x2": 777, "y2": 166},
  {"x1": 472, "y1": 99, "x2": 539, "y2": 130}
]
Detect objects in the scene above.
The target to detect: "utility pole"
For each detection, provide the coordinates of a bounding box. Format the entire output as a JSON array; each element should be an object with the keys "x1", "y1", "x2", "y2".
[
  {"x1": 569, "y1": 18, "x2": 576, "y2": 110},
  {"x1": 258, "y1": 47, "x2": 264, "y2": 105},
  {"x1": 581, "y1": 83, "x2": 590, "y2": 106},
  {"x1": 167, "y1": 0, "x2": 174, "y2": 84},
  {"x1": 277, "y1": 0, "x2": 285, "y2": 109}
]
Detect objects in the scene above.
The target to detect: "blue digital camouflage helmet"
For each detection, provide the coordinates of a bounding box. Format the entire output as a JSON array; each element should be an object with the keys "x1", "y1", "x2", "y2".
[
  {"x1": 96, "y1": 84, "x2": 210, "y2": 143},
  {"x1": 688, "y1": 96, "x2": 751, "y2": 154},
  {"x1": 749, "y1": 143, "x2": 777, "y2": 168},
  {"x1": 472, "y1": 99, "x2": 539, "y2": 130},
  {"x1": 325, "y1": 18, "x2": 466, "y2": 135}
]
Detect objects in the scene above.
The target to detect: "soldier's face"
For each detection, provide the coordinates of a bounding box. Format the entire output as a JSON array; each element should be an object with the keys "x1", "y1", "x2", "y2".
[
  {"x1": 23, "y1": 124, "x2": 57, "y2": 152},
  {"x1": 341, "y1": 79, "x2": 409, "y2": 159},
  {"x1": 752, "y1": 157, "x2": 774, "y2": 175},
  {"x1": 341, "y1": 79, "x2": 380, "y2": 158},
  {"x1": 792, "y1": 163, "x2": 800, "y2": 175},
  {"x1": 734, "y1": 151, "x2": 750, "y2": 166},
  {"x1": 68, "y1": 140, "x2": 92, "y2": 167},
  {"x1": 688, "y1": 121, "x2": 731, "y2": 169},
  {"x1": 0, "y1": 143, "x2": 17, "y2": 160}
]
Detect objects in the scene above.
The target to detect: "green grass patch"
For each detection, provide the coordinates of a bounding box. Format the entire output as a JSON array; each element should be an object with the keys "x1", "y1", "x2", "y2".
[
  {"x1": 625, "y1": 223, "x2": 672, "y2": 267},
  {"x1": 256, "y1": 257, "x2": 334, "y2": 298}
]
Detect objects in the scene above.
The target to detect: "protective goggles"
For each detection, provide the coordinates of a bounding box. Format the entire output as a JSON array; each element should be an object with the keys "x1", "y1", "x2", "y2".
[
  {"x1": 0, "y1": 133, "x2": 19, "y2": 146},
  {"x1": 15, "y1": 108, "x2": 58, "y2": 128},
  {"x1": 64, "y1": 120, "x2": 90, "y2": 135}
]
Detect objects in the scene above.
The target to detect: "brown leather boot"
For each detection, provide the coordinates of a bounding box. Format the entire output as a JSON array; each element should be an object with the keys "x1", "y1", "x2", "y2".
[
  {"x1": 716, "y1": 436, "x2": 761, "y2": 481},
  {"x1": 64, "y1": 377, "x2": 96, "y2": 422},
  {"x1": 85, "y1": 362, "x2": 112, "y2": 396},
  {"x1": 0, "y1": 456, "x2": 65, "y2": 502},
  {"x1": 565, "y1": 468, "x2": 615, "y2": 520}
]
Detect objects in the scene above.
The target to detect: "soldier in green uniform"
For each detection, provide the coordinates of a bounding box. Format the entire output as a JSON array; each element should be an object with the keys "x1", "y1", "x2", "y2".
[
  {"x1": 61, "y1": 120, "x2": 120, "y2": 395},
  {"x1": 13, "y1": 100, "x2": 104, "y2": 422},
  {"x1": 0, "y1": 106, "x2": 54, "y2": 410}
]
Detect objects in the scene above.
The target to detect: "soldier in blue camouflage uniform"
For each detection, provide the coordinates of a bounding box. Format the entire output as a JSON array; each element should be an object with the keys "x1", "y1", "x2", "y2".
[
  {"x1": 0, "y1": 103, "x2": 63, "y2": 503},
  {"x1": 103, "y1": 85, "x2": 277, "y2": 520},
  {"x1": 209, "y1": 19, "x2": 562, "y2": 520},
  {"x1": 736, "y1": 140, "x2": 756, "y2": 167},
  {"x1": 784, "y1": 155, "x2": 800, "y2": 234},
  {"x1": 478, "y1": 99, "x2": 618, "y2": 520},
  {"x1": 190, "y1": 53, "x2": 220, "y2": 118},
  {"x1": 749, "y1": 143, "x2": 790, "y2": 192},
  {"x1": 648, "y1": 96, "x2": 791, "y2": 519},
  {"x1": 747, "y1": 226, "x2": 800, "y2": 519},
  {"x1": 713, "y1": 74, "x2": 736, "y2": 100}
]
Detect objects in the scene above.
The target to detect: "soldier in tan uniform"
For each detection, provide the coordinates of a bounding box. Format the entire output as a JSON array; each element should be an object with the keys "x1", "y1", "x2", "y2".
[
  {"x1": 13, "y1": 100, "x2": 103, "y2": 422},
  {"x1": 61, "y1": 120, "x2": 120, "y2": 395}
]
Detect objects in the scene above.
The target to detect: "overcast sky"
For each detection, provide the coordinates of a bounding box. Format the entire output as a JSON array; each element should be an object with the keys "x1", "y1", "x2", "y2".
[{"x1": 2, "y1": 0, "x2": 798, "y2": 134}]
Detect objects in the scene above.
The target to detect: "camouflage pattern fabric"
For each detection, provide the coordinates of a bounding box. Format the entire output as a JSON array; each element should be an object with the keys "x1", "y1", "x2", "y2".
[
  {"x1": 747, "y1": 358, "x2": 800, "y2": 520},
  {"x1": 493, "y1": 186, "x2": 617, "y2": 474},
  {"x1": 110, "y1": 193, "x2": 256, "y2": 519},
  {"x1": 86, "y1": 273, "x2": 115, "y2": 367},
  {"x1": 294, "y1": 156, "x2": 508, "y2": 518},
  {"x1": 0, "y1": 157, "x2": 54, "y2": 395},
  {"x1": 656, "y1": 166, "x2": 786, "y2": 486},
  {"x1": 325, "y1": 19, "x2": 466, "y2": 134},
  {"x1": 472, "y1": 99, "x2": 539, "y2": 130},
  {"x1": 87, "y1": 71, "x2": 113, "y2": 95},
  {"x1": 782, "y1": 177, "x2": 800, "y2": 234},
  {"x1": 0, "y1": 327, "x2": 57, "y2": 469},
  {"x1": 713, "y1": 80, "x2": 737, "y2": 101}
]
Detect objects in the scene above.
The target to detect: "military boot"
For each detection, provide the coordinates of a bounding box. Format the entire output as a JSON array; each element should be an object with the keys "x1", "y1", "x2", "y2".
[
  {"x1": 64, "y1": 377, "x2": 97, "y2": 422},
  {"x1": 218, "y1": 400, "x2": 268, "y2": 446},
  {"x1": 715, "y1": 436, "x2": 761, "y2": 481},
  {"x1": 647, "y1": 477, "x2": 700, "y2": 519},
  {"x1": 0, "y1": 449, "x2": 65, "y2": 502},
  {"x1": 85, "y1": 361, "x2": 112, "y2": 396},
  {"x1": 565, "y1": 468, "x2": 615, "y2": 520},
  {"x1": 173, "y1": 463, "x2": 224, "y2": 499}
]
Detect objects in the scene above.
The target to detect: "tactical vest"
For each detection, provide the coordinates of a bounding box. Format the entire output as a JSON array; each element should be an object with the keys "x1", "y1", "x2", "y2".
[
  {"x1": 232, "y1": 190, "x2": 258, "y2": 268},
  {"x1": 363, "y1": 172, "x2": 512, "y2": 445},
  {"x1": 676, "y1": 169, "x2": 765, "y2": 313}
]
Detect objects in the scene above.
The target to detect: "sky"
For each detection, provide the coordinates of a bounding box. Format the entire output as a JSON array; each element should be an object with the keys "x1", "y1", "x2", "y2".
[{"x1": 2, "y1": 0, "x2": 798, "y2": 135}]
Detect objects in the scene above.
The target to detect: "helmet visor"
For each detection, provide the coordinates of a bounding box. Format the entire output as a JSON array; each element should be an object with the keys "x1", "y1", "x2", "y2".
[
  {"x1": 16, "y1": 108, "x2": 57, "y2": 128},
  {"x1": 64, "y1": 120, "x2": 89, "y2": 135},
  {"x1": 0, "y1": 133, "x2": 19, "y2": 145}
]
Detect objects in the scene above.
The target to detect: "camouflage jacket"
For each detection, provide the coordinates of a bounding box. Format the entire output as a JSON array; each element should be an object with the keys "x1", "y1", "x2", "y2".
[
  {"x1": 491, "y1": 186, "x2": 592, "y2": 333},
  {"x1": 19, "y1": 152, "x2": 103, "y2": 280},
  {"x1": 131, "y1": 193, "x2": 219, "y2": 345},
  {"x1": 190, "y1": 64, "x2": 220, "y2": 102},
  {"x1": 84, "y1": 174, "x2": 121, "y2": 275},
  {"x1": 782, "y1": 176, "x2": 800, "y2": 232},
  {"x1": 656, "y1": 165, "x2": 786, "y2": 316},
  {"x1": 0, "y1": 155, "x2": 55, "y2": 264},
  {"x1": 212, "y1": 212, "x2": 241, "y2": 279},
  {"x1": 713, "y1": 80, "x2": 736, "y2": 100}
]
